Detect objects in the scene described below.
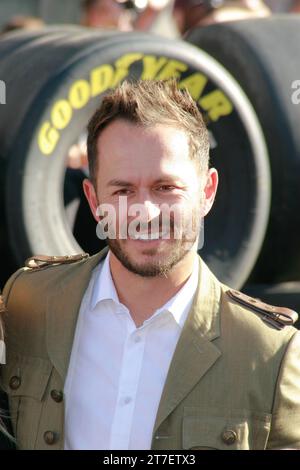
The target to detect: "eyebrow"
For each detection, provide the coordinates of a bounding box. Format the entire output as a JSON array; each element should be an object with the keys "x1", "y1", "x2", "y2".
[
  {"x1": 107, "y1": 180, "x2": 134, "y2": 188},
  {"x1": 107, "y1": 177, "x2": 183, "y2": 187}
]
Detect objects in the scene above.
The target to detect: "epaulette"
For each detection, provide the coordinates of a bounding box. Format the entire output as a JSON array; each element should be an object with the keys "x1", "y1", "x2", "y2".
[
  {"x1": 25, "y1": 253, "x2": 89, "y2": 269},
  {"x1": 227, "y1": 289, "x2": 298, "y2": 330}
]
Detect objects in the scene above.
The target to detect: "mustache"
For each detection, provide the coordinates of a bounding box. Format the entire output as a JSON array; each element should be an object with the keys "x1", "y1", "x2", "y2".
[
  {"x1": 125, "y1": 214, "x2": 176, "y2": 235},
  {"x1": 97, "y1": 207, "x2": 201, "y2": 241}
]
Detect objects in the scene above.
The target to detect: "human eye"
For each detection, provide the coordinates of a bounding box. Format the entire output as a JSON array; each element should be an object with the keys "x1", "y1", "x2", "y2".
[
  {"x1": 156, "y1": 185, "x2": 176, "y2": 192},
  {"x1": 113, "y1": 188, "x2": 132, "y2": 196}
]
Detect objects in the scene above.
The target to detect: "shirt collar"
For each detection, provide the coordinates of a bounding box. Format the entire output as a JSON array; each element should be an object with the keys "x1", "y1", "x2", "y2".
[
  {"x1": 91, "y1": 250, "x2": 199, "y2": 328},
  {"x1": 154, "y1": 255, "x2": 199, "y2": 328},
  {"x1": 90, "y1": 250, "x2": 119, "y2": 310}
]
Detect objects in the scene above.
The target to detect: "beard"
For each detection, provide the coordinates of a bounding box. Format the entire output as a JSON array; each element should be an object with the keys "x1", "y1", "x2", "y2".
[
  {"x1": 107, "y1": 237, "x2": 191, "y2": 278},
  {"x1": 106, "y1": 207, "x2": 201, "y2": 278}
]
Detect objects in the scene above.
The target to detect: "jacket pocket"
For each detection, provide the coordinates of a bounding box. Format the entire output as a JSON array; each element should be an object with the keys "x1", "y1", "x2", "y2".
[{"x1": 182, "y1": 407, "x2": 271, "y2": 450}]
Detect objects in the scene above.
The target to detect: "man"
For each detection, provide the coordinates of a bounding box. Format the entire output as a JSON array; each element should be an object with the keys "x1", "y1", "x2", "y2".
[
  {"x1": 81, "y1": 0, "x2": 133, "y2": 31},
  {"x1": 1, "y1": 80, "x2": 300, "y2": 450},
  {"x1": 173, "y1": 0, "x2": 270, "y2": 35},
  {"x1": 264, "y1": 0, "x2": 296, "y2": 12},
  {"x1": 1, "y1": 15, "x2": 44, "y2": 35},
  {"x1": 290, "y1": 0, "x2": 300, "y2": 11}
]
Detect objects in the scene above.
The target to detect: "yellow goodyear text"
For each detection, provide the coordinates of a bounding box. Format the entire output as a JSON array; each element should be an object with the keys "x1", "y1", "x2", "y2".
[{"x1": 38, "y1": 53, "x2": 233, "y2": 155}]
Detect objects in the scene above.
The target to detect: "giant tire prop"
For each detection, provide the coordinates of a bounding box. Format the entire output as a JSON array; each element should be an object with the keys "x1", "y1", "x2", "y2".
[
  {"x1": 0, "y1": 26, "x2": 271, "y2": 289},
  {"x1": 187, "y1": 15, "x2": 300, "y2": 284}
]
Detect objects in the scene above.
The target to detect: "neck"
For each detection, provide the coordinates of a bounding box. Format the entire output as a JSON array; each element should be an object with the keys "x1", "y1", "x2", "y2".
[{"x1": 109, "y1": 249, "x2": 198, "y2": 327}]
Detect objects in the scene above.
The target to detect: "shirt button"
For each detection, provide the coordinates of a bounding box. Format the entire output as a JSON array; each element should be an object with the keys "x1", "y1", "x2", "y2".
[
  {"x1": 134, "y1": 336, "x2": 142, "y2": 343},
  {"x1": 221, "y1": 429, "x2": 237, "y2": 445},
  {"x1": 124, "y1": 397, "x2": 132, "y2": 405}
]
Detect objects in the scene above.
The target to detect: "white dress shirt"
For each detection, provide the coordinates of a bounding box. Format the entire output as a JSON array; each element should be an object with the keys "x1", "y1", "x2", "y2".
[{"x1": 64, "y1": 251, "x2": 199, "y2": 450}]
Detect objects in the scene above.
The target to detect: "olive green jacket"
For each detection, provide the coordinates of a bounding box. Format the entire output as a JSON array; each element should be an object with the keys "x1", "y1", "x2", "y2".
[{"x1": 1, "y1": 248, "x2": 300, "y2": 450}]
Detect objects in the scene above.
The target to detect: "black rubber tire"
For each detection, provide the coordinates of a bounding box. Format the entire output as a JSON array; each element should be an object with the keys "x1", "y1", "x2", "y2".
[
  {"x1": 0, "y1": 25, "x2": 85, "y2": 61},
  {"x1": 186, "y1": 15, "x2": 300, "y2": 284},
  {"x1": 0, "y1": 27, "x2": 271, "y2": 289},
  {"x1": 0, "y1": 27, "x2": 116, "y2": 287}
]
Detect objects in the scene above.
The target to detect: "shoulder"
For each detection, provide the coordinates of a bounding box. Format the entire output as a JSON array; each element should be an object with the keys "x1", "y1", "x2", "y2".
[
  {"x1": 1, "y1": 253, "x2": 95, "y2": 360},
  {"x1": 198, "y1": 256, "x2": 298, "y2": 347},
  {"x1": 224, "y1": 288, "x2": 298, "y2": 331},
  {"x1": 2, "y1": 253, "x2": 90, "y2": 300},
  {"x1": 219, "y1": 284, "x2": 299, "y2": 357},
  {"x1": 1, "y1": 253, "x2": 91, "y2": 329}
]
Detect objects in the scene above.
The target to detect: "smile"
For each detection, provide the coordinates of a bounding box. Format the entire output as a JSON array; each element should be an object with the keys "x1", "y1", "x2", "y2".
[{"x1": 130, "y1": 232, "x2": 170, "y2": 241}]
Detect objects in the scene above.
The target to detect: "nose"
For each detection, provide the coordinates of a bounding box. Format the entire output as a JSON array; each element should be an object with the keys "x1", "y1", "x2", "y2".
[{"x1": 142, "y1": 200, "x2": 161, "y2": 224}]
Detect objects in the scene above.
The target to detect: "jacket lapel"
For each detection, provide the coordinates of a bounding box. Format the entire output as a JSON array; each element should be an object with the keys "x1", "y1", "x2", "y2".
[
  {"x1": 46, "y1": 246, "x2": 109, "y2": 382},
  {"x1": 153, "y1": 257, "x2": 222, "y2": 434}
]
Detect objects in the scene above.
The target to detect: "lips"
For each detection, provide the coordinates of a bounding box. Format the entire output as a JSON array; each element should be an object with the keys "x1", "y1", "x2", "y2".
[{"x1": 130, "y1": 231, "x2": 170, "y2": 240}]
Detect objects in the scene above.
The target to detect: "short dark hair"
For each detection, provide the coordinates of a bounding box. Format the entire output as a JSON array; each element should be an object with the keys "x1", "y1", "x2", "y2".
[{"x1": 87, "y1": 79, "x2": 210, "y2": 185}]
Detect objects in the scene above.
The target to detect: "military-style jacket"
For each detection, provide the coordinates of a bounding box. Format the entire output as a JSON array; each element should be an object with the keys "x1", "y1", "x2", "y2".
[{"x1": 1, "y1": 247, "x2": 300, "y2": 450}]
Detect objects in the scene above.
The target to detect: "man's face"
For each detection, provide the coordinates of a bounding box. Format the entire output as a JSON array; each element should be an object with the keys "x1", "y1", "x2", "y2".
[
  {"x1": 84, "y1": 0, "x2": 124, "y2": 28},
  {"x1": 173, "y1": 1, "x2": 210, "y2": 34},
  {"x1": 84, "y1": 119, "x2": 217, "y2": 277}
]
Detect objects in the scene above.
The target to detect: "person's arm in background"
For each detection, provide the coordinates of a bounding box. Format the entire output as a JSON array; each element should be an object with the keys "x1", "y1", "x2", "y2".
[
  {"x1": 134, "y1": 0, "x2": 172, "y2": 30},
  {"x1": 290, "y1": 0, "x2": 300, "y2": 11}
]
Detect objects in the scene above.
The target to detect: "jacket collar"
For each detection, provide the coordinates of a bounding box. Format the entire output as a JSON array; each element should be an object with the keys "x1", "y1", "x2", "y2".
[
  {"x1": 152, "y1": 257, "x2": 222, "y2": 435},
  {"x1": 46, "y1": 246, "x2": 109, "y2": 381}
]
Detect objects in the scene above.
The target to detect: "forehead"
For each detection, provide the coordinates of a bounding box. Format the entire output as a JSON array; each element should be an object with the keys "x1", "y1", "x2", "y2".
[{"x1": 96, "y1": 119, "x2": 193, "y2": 178}]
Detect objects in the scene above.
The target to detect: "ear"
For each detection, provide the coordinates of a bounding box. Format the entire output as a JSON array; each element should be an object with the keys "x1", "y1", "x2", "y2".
[
  {"x1": 83, "y1": 178, "x2": 100, "y2": 222},
  {"x1": 202, "y1": 168, "x2": 218, "y2": 217}
]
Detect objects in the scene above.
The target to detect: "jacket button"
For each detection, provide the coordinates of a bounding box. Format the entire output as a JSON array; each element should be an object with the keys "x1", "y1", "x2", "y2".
[
  {"x1": 221, "y1": 429, "x2": 237, "y2": 445},
  {"x1": 9, "y1": 376, "x2": 21, "y2": 390},
  {"x1": 44, "y1": 431, "x2": 58, "y2": 445},
  {"x1": 50, "y1": 389, "x2": 63, "y2": 403}
]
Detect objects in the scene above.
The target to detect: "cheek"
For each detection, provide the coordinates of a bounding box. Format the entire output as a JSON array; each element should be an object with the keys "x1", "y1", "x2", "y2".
[
  {"x1": 182, "y1": 194, "x2": 204, "y2": 229},
  {"x1": 178, "y1": 189, "x2": 202, "y2": 209},
  {"x1": 101, "y1": 199, "x2": 128, "y2": 234}
]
